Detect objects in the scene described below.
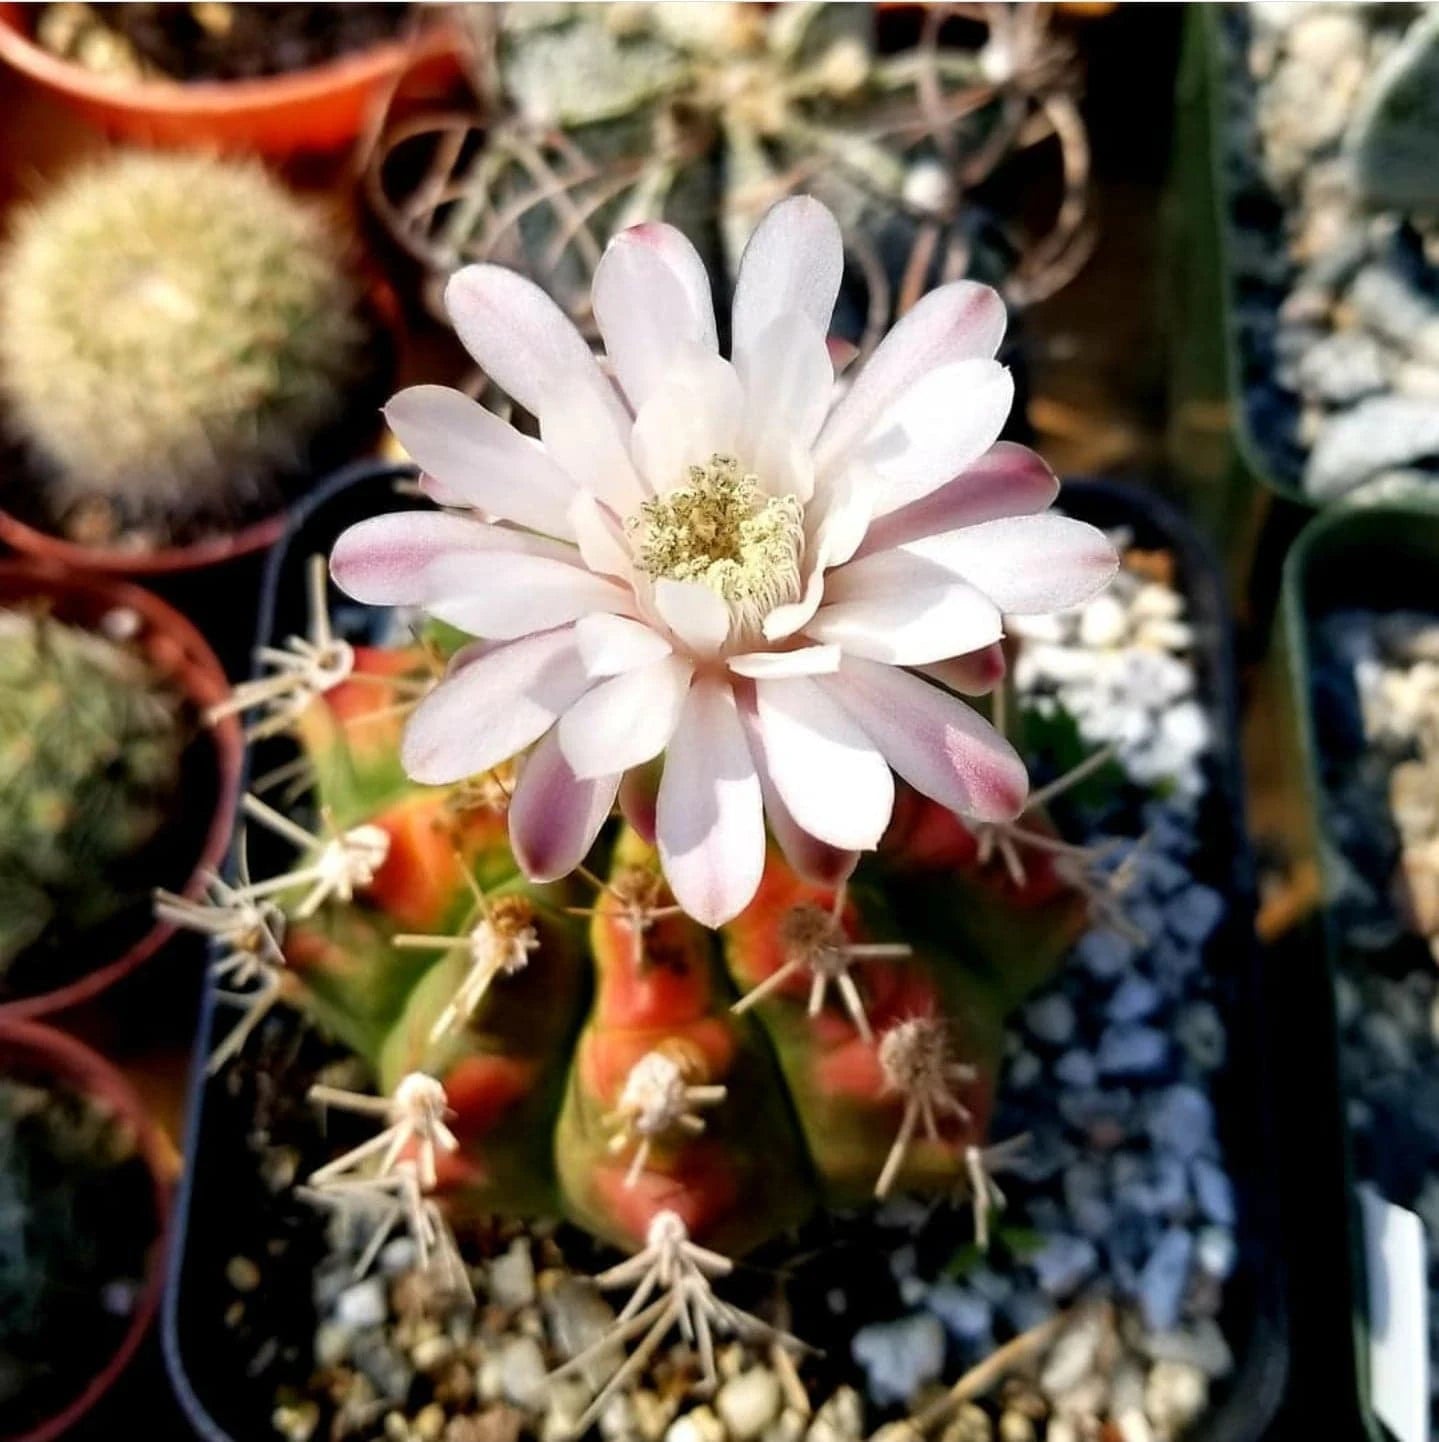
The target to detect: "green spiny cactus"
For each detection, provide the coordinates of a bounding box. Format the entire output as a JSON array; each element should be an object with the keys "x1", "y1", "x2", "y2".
[
  {"x1": 0, "y1": 609, "x2": 182, "y2": 972},
  {"x1": 0, "y1": 152, "x2": 368, "y2": 538},
  {"x1": 243, "y1": 640, "x2": 1086, "y2": 1260}
]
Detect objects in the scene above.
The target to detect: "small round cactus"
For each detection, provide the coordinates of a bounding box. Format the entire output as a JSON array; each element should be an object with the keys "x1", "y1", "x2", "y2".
[
  {"x1": 0, "y1": 609, "x2": 182, "y2": 973},
  {"x1": 0, "y1": 152, "x2": 368, "y2": 542}
]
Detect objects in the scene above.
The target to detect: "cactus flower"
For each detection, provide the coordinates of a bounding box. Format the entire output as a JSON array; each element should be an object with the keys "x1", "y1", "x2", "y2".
[{"x1": 332, "y1": 196, "x2": 1117, "y2": 926}]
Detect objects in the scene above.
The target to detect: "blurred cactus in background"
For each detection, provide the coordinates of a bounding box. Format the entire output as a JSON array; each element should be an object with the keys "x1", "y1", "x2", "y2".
[
  {"x1": 0, "y1": 610, "x2": 181, "y2": 973},
  {"x1": 0, "y1": 152, "x2": 368, "y2": 545}
]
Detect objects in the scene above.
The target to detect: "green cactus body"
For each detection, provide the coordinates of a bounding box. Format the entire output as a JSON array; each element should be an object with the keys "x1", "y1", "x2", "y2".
[
  {"x1": 0, "y1": 152, "x2": 367, "y2": 537},
  {"x1": 0, "y1": 609, "x2": 182, "y2": 973},
  {"x1": 274, "y1": 644, "x2": 1085, "y2": 1257}
]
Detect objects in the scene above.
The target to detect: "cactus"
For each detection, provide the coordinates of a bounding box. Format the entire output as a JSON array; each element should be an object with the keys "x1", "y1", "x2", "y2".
[
  {"x1": 211, "y1": 635, "x2": 1087, "y2": 1267},
  {"x1": 0, "y1": 152, "x2": 367, "y2": 541},
  {"x1": 0, "y1": 609, "x2": 182, "y2": 974},
  {"x1": 1348, "y1": 7, "x2": 1439, "y2": 212}
]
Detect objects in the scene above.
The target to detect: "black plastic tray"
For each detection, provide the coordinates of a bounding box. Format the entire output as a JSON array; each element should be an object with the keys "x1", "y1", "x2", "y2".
[{"x1": 162, "y1": 469, "x2": 1288, "y2": 1442}]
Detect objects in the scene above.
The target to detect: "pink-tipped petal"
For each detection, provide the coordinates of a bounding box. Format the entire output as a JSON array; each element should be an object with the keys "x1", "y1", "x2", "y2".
[
  {"x1": 816, "y1": 280, "x2": 1008, "y2": 475},
  {"x1": 332, "y1": 511, "x2": 577, "y2": 607},
  {"x1": 862, "y1": 359, "x2": 1014, "y2": 517},
  {"x1": 557, "y1": 653, "x2": 693, "y2": 780},
  {"x1": 509, "y1": 728, "x2": 620, "y2": 882},
  {"x1": 854, "y1": 442, "x2": 1060, "y2": 559},
  {"x1": 401, "y1": 627, "x2": 592, "y2": 784},
  {"x1": 656, "y1": 675, "x2": 765, "y2": 927},
  {"x1": 727, "y1": 646, "x2": 842, "y2": 678},
  {"x1": 808, "y1": 550, "x2": 1003, "y2": 665},
  {"x1": 593, "y1": 224, "x2": 718, "y2": 410},
  {"x1": 902, "y1": 513, "x2": 1120, "y2": 614},
  {"x1": 735, "y1": 684, "x2": 859, "y2": 887},
  {"x1": 822, "y1": 657, "x2": 1027, "y2": 823},
  {"x1": 731, "y1": 196, "x2": 844, "y2": 376},
  {"x1": 384, "y1": 386, "x2": 578, "y2": 538},
  {"x1": 619, "y1": 763, "x2": 660, "y2": 844},
  {"x1": 918, "y1": 644, "x2": 1008, "y2": 696},
  {"x1": 653, "y1": 578, "x2": 730, "y2": 656},
  {"x1": 753, "y1": 675, "x2": 893, "y2": 850},
  {"x1": 574, "y1": 613, "x2": 673, "y2": 677},
  {"x1": 445, "y1": 264, "x2": 607, "y2": 418}
]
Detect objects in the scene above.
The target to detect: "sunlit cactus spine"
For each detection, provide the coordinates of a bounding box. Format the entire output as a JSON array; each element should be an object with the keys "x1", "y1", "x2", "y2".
[
  {"x1": 0, "y1": 610, "x2": 181, "y2": 971},
  {"x1": 0, "y1": 152, "x2": 368, "y2": 536}
]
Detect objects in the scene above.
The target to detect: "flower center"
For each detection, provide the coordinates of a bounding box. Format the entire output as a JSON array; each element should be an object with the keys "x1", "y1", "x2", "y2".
[{"x1": 629, "y1": 453, "x2": 804, "y2": 641}]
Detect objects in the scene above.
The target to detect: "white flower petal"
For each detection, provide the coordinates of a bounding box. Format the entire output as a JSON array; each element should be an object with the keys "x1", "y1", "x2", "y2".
[
  {"x1": 815, "y1": 280, "x2": 1008, "y2": 475},
  {"x1": 384, "y1": 386, "x2": 578, "y2": 539},
  {"x1": 861, "y1": 359, "x2": 1014, "y2": 517},
  {"x1": 331, "y1": 512, "x2": 578, "y2": 609},
  {"x1": 593, "y1": 223, "x2": 718, "y2": 411},
  {"x1": 402, "y1": 627, "x2": 591, "y2": 784},
  {"x1": 653, "y1": 578, "x2": 730, "y2": 656},
  {"x1": 737, "y1": 310, "x2": 833, "y2": 502},
  {"x1": 427, "y1": 554, "x2": 636, "y2": 639},
  {"x1": 575, "y1": 613, "x2": 673, "y2": 677},
  {"x1": 753, "y1": 675, "x2": 893, "y2": 850},
  {"x1": 822, "y1": 658, "x2": 1027, "y2": 823},
  {"x1": 568, "y1": 490, "x2": 633, "y2": 581},
  {"x1": 630, "y1": 348, "x2": 745, "y2": 493},
  {"x1": 540, "y1": 380, "x2": 649, "y2": 515},
  {"x1": 855, "y1": 442, "x2": 1060, "y2": 559},
  {"x1": 727, "y1": 645, "x2": 842, "y2": 678},
  {"x1": 656, "y1": 675, "x2": 765, "y2": 927},
  {"x1": 735, "y1": 685, "x2": 859, "y2": 888},
  {"x1": 731, "y1": 196, "x2": 844, "y2": 377},
  {"x1": 445, "y1": 263, "x2": 607, "y2": 418},
  {"x1": 509, "y1": 728, "x2": 619, "y2": 882},
  {"x1": 900, "y1": 513, "x2": 1119, "y2": 614},
  {"x1": 558, "y1": 652, "x2": 692, "y2": 780},
  {"x1": 809, "y1": 550, "x2": 1003, "y2": 665}
]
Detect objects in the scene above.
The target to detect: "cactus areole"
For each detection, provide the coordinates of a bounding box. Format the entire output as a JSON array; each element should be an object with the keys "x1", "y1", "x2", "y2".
[{"x1": 188, "y1": 196, "x2": 1121, "y2": 1402}]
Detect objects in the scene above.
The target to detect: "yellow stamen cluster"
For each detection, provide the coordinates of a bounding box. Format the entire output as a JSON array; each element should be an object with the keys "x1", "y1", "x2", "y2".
[{"x1": 629, "y1": 454, "x2": 804, "y2": 639}]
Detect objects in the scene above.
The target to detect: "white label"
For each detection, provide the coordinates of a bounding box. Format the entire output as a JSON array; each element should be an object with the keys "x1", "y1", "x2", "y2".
[{"x1": 1359, "y1": 1184, "x2": 1429, "y2": 1442}]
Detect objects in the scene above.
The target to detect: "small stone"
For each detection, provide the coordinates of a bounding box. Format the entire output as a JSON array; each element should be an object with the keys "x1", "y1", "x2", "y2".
[
  {"x1": 851, "y1": 1314, "x2": 944, "y2": 1406},
  {"x1": 1031, "y1": 1234, "x2": 1098, "y2": 1299},
  {"x1": 353, "y1": 1333, "x2": 415, "y2": 1400},
  {"x1": 499, "y1": 1336, "x2": 548, "y2": 1409},
  {"x1": 1174, "y1": 1003, "x2": 1226, "y2": 1071},
  {"x1": 1144, "y1": 1361, "x2": 1208, "y2": 1435},
  {"x1": 717, "y1": 1369, "x2": 783, "y2": 1441},
  {"x1": 1191, "y1": 1159, "x2": 1237, "y2": 1226},
  {"x1": 1195, "y1": 1226, "x2": 1238, "y2": 1281},
  {"x1": 1054, "y1": 1049, "x2": 1098, "y2": 1089},
  {"x1": 997, "y1": 1412, "x2": 1035, "y2": 1442},
  {"x1": 938, "y1": 1402, "x2": 992, "y2": 1442},
  {"x1": 1294, "y1": 330, "x2": 1389, "y2": 405},
  {"x1": 413, "y1": 1333, "x2": 457, "y2": 1374},
  {"x1": 1165, "y1": 886, "x2": 1224, "y2": 946},
  {"x1": 227, "y1": 1256, "x2": 262, "y2": 1293},
  {"x1": 489, "y1": 1240, "x2": 536, "y2": 1308},
  {"x1": 1107, "y1": 975, "x2": 1163, "y2": 1024},
  {"x1": 762, "y1": 1410, "x2": 807, "y2": 1442},
  {"x1": 337, "y1": 1278, "x2": 389, "y2": 1331},
  {"x1": 381, "y1": 1238, "x2": 420, "y2": 1275},
  {"x1": 314, "y1": 1320, "x2": 353, "y2": 1369},
  {"x1": 1024, "y1": 994, "x2": 1076, "y2": 1047},
  {"x1": 1306, "y1": 396, "x2": 1439, "y2": 499},
  {"x1": 924, "y1": 1284, "x2": 994, "y2": 1348},
  {"x1": 416, "y1": 1405, "x2": 447, "y2": 1442},
  {"x1": 1075, "y1": 929, "x2": 1137, "y2": 979},
  {"x1": 1137, "y1": 1228, "x2": 1195, "y2": 1333},
  {"x1": 669, "y1": 1409, "x2": 726, "y2": 1442},
  {"x1": 273, "y1": 1402, "x2": 321, "y2": 1442},
  {"x1": 1143, "y1": 1318, "x2": 1234, "y2": 1378},
  {"x1": 1097, "y1": 1025, "x2": 1169, "y2": 1078},
  {"x1": 1008, "y1": 1049, "x2": 1043, "y2": 1090},
  {"x1": 806, "y1": 1388, "x2": 863, "y2": 1442},
  {"x1": 1079, "y1": 594, "x2": 1130, "y2": 648},
  {"x1": 1146, "y1": 1086, "x2": 1215, "y2": 1161}
]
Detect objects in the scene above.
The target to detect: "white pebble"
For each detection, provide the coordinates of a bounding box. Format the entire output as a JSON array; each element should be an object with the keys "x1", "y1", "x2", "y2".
[
  {"x1": 717, "y1": 1370, "x2": 783, "y2": 1442},
  {"x1": 335, "y1": 1278, "x2": 387, "y2": 1331}
]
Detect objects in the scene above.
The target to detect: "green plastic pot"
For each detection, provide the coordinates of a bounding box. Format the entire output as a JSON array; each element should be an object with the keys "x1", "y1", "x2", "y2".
[{"x1": 1282, "y1": 496, "x2": 1439, "y2": 1442}]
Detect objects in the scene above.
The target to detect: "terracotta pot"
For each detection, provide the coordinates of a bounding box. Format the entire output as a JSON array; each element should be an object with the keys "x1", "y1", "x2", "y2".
[
  {"x1": 0, "y1": 1017, "x2": 171, "y2": 1442},
  {"x1": 0, "y1": 2, "x2": 460, "y2": 156},
  {"x1": 0, "y1": 275, "x2": 403, "y2": 576},
  {"x1": 0, "y1": 561, "x2": 242, "y2": 1020}
]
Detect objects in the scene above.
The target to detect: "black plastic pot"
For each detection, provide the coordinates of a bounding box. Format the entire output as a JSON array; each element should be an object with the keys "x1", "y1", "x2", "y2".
[
  {"x1": 163, "y1": 468, "x2": 1288, "y2": 1442},
  {"x1": 1283, "y1": 497, "x2": 1439, "y2": 1442}
]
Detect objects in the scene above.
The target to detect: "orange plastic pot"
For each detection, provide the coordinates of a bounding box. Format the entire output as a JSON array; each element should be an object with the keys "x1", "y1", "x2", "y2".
[
  {"x1": 0, "y1": 2, "x2": 460, "y2": 156},
  {"x1": 0, "y1": 1018, "x2": 172, "y2": 1442},
  {"x1": 0, "y1": 561, "x2": 243, "y2": 1020}
]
